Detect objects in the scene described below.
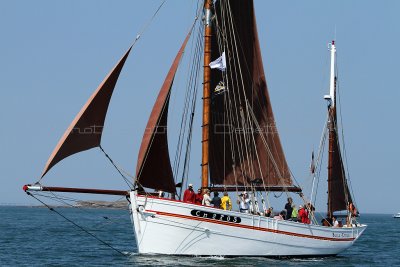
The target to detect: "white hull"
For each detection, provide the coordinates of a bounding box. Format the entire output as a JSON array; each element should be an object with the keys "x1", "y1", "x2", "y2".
[{"x1": 129, "y1": 192, "x2": 366, "y2": 256}]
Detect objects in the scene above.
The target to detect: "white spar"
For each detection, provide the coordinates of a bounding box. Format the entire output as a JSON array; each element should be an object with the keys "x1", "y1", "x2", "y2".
[{"x1": 324, "y1": 40, "x2": 336, "y2": 105}]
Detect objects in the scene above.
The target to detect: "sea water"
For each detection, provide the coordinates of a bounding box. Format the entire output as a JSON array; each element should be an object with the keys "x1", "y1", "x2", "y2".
[{"x1": 1, "y1": 206, "x2": 399, "y2": 266}]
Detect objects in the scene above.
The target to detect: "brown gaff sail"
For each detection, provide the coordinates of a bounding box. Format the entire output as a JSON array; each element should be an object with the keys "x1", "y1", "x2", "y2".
[
  {"x1": 328, "y1": 106, "x2": 353, "y2": 215},
  {"x1": 208, "y1": 0, "x2": 292, "y2": 188},
  {"x1": 41, "y1": 46, "x2": 132, "y2": 177},
  {"x1": 135, "y1": 28, "x2": 194, "y2": 194}
]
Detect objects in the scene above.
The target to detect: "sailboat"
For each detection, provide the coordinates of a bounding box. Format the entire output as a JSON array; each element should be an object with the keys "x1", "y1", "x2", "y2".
[{"x1": 23, "y1": 0, "x2": 366, "y2": 257}]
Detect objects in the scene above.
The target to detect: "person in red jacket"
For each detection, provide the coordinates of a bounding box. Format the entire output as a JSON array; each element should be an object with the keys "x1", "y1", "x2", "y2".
[
  {"x1": 194, "y1": 188, "x2": 203, "y2": 205},
  {"x1": 298, "y1": 205, "x2": 310, "y2": 224},
  {"x1": 183, "y1": 184, "x2": 196, "y2": 203}
]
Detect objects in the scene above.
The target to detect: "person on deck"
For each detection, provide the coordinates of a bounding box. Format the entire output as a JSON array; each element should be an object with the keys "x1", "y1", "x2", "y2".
[
  {"x1": 307, "y1": 202, "x2": 315, "y2": 221},
  {"x1": 183, "y1": 184, "x2": 195, "y2": 203},
  {"x1": 265, "y1": 207, "x2": 273, "y2": 217},
  {"x1": 349, "y1": 202, "x2": 358, "y2": 217},
  {"x1": 274, "y1": 210, "x2": 285, "y2": 220},
  {"x1": 284, "y1": 197, "x2": 293, "y2": 220},
  {"x1": 298, "y1": 205, "x2": 304, "y2": 221},
  {"x1": 291, "y1": 204, "x2": 298, "y2": 221},
  {"x1": 332, "y1": 216, "x2": 339, "y2": 227},
  {"x1": 211, "y1": 192, "x2": 222, "y2": 209},
  {"x1": 298, "y1": 205, "x2": 310, "y2": 224},
  {"x1": 202, "y1": 189, "x2": 212, "y2": 206},
  {"x1": 238, "y1": 192, "x2": 251, "y2": 213},
  {"x1": 221, "y1": 192, "x2": 232, "y2": 210},
  {"x1": 321, "y1": 218, "x2": 332, "y2": 226},
  {"x1": 194, "y1": 188, "x2": 203, "y2": 205}
]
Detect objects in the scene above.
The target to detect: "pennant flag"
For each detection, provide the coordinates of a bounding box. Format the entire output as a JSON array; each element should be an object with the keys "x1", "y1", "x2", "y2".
[{"x1": 209, "y1": 51, "x2": 226, "y2": 71}]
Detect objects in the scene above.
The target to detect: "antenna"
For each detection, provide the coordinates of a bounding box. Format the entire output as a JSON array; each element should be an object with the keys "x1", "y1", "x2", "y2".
[{"x1": 334, "y1": 25, "x2": 337, "y2": 42}]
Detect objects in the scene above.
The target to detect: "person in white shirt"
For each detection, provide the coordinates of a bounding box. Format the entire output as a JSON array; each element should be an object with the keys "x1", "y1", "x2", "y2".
[
  {"x1": 332, "y1": 216, "x2": 339, "y2": 227},
  {"x1": 202, "y1": 189, "x2": 212, "y2": 206},
  {"x1": 238, "y1": 192, "x2": 251, "y2": 213}
]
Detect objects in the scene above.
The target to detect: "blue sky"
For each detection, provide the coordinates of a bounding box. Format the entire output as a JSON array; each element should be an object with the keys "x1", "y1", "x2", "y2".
[{"x1": 1, "y1": 0, "x2": 399, "y2": 214}]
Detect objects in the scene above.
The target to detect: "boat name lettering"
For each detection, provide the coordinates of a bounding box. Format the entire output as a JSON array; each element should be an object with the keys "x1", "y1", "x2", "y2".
[
  {"x1": 190, "y1": 210, "x2": 241, "y2": 223},
  {"x1": 332, "y1": 232, "x2": 351, "y2": 238}
]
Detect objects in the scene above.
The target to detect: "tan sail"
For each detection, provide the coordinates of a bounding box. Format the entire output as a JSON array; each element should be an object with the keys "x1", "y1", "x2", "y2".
[
  {"x1": 208, "y1": 0, "x2": 292, "y2": 187},
  {"x1": 135, "y1": 28, "x2": 194, "y2": 193},
  {"x1": 41, "y1": 46, "x2": 132, "y2": 177}
]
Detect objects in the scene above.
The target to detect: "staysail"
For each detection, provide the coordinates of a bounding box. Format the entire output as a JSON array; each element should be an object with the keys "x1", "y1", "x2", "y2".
[
  {"x1": 135, "y1": 28, "x2": 193, "y2": 193},
  {"x1": 208, "y1": 0, "x2": 292, "y2": 188},
  {"x1": 41, "y1": 47, "x2": 132, "y2": 177}
]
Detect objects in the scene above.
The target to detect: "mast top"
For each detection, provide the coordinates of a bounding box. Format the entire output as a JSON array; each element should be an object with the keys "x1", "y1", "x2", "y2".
[{"x1": 324, "y1": 40, "x2": 336, "y2": 107}]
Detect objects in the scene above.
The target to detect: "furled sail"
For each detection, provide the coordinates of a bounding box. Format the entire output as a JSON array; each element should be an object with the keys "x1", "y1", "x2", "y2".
[
  {"x1": 41, "y1": 47, "x2": 132, "y2": 177},
  {"x1": 328, "y1": 106, "x2": 353, "y2": 215},
  {"x1": 135, "y1": 29, "x2": 193, "y2": 193},
  {"x1": 208, "y1": 0, "x2": 292, "y2": 187}
]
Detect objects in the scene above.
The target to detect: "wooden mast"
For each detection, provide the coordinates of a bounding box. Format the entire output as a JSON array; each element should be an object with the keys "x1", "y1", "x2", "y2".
[
  {"x1": 201, "y1": 0, "x2": 213, "y2": 190},
  {"x1": 327, "y1": 105, "x2": 336, "y2": 218}
]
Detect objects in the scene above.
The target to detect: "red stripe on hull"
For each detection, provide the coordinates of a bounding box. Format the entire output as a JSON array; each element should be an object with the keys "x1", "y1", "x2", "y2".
[{"x1": 146, "y1": 209, "x2": 355, "y2": 242}]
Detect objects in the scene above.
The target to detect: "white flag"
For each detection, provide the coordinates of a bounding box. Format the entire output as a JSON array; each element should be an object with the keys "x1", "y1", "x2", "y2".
[{"x1": 209, "y1": 51, "x2": 226, "y2": 71}]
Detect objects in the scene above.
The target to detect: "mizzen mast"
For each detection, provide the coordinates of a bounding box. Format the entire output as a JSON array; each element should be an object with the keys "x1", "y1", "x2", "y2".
[
  {"x1": 201, "y1": 0, "x2": 213, "y2": 190},
  {"x1": 324, "y1": 40, "x2": 354, "y2": 218},
  {"x1": 326, "y1": 40, "x2": 338, "y2": 218}
]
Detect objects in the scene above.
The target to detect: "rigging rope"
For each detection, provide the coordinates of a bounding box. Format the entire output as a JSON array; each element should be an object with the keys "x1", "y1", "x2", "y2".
[
  {"x1": 310, "y1": 115, "x2": 329, "y2": 205},
  {"x1": 215, "y1": 2, "x2": 249, "y2": 197},
  {"x1": 221, "y1": 1, "x2": 252, "y2": 193},
  {"x1": 335, "y1": 59, "x2": 358, "y2": 212},
  {"x1": 212, "y1": 1, "x2": 302, "y2": 212},
  {"x1": 26, "y1": 192, "x2": 128, "y2": 257},
  {"x1": 31, "y1": 190, "x2": 128, "y2": 229},
  {"x1": 131, "y1": 0, "x2": 167, "y2": 47},
  {"x1": 173, "y1": 17, "x2": 203, "y2": 198},
  {"x1": 99, "y1": 145, "x2": 134, "y2": 189},
  {"x1": 312, "y1": 123, "x2": 327, "y2": 212}
]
